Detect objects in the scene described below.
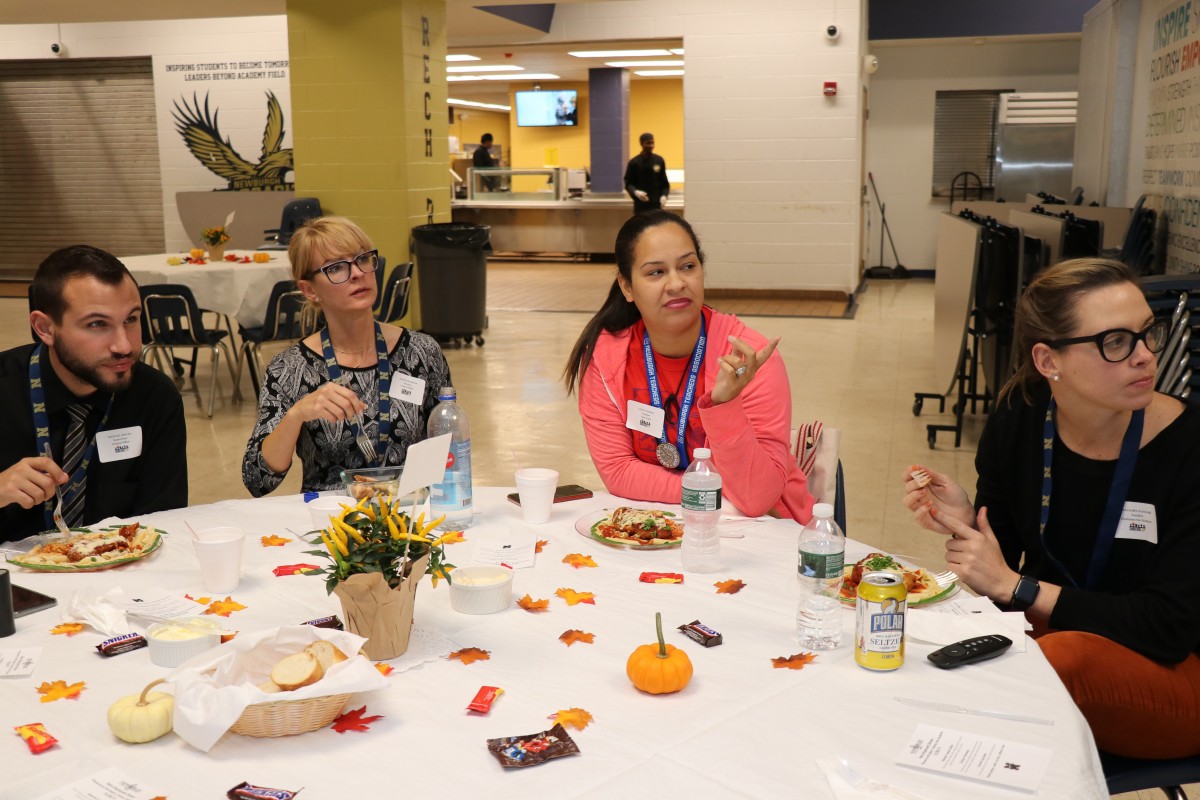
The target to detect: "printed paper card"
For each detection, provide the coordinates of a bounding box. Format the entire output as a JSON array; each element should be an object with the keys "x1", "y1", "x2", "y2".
[
  {"x1": 32, "y1": 767, "x2": 159, "y2": 800},
  {"x1": 470, "y1": 530, "x2": 538, "y2": 569},
  {"x1": 0, "y1": 647, "x2": 41, "y2": 678},
  {"x1": 896, "y1": 724, "x2": 1051, "y2": 792}
]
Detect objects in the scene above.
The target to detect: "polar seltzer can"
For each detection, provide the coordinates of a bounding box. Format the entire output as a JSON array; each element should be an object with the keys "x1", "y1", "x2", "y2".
[{"x1": 855, "y1": 571, "x2": 907, "y2": 670}]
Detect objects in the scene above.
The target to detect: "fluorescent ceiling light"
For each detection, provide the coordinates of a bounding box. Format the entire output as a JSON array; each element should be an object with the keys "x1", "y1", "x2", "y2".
[
  {"x1": 634, "y1": 70, "x2": 685, "y2": 77},
  {"x1": 446, "y1": 54, "x2": 481, "y2": 62},
  {"x1": 605, "y1": 60, "x2": 685, "y2": 68},
  {"x1": 448, "y1": 98, "x2": 512, "y2": 111},
  {"x1": 670, "y1": 48, "x2": 684, "y2": 55},
  {"x1": 569, "y1": 49, "x2": 673, "y2": 58},
  {"x1": 447, "y1": 64, "x2": 524, "y2": 73},
  {"x1": 487, "y1": 73, "x2": 559, "y2": 80},
  {"x1": 447, "y1": 76, "x2": 484, "y2": 82}
]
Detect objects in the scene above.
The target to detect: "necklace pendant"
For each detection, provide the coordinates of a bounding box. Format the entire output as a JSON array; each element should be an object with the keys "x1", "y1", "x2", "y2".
[{"x1": 656, "y1": 442, "x2": 680, "y2": 469}]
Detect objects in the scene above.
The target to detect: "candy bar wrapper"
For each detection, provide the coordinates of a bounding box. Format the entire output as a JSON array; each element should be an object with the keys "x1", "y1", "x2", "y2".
[
  {"x1": 96, "y1": 632, "x2": 147, "y2": 657},
  {"x1": 487, "y1": 723, "x2": 580, "y2": 768},
  {"x1": 678, "y1": 620, "x2": 723, "y2": 647},
  {"x1": 467, "y1": 686, "x2": 503, "y2": 713},
  {"x1": 15, "y1": 723, "x2": 58, "y2": 754},
  {"x1": 639, "y1": 572, "x2": 684, "y2": 584},
  {"x1": 227, "y1": 782, "x2": 300, "y2": 799}
]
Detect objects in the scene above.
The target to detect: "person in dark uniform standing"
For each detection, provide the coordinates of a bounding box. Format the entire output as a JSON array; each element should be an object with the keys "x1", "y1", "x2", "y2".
[
  {"x1": 624, "y1": 132, "x2": 670, "y2": 214},
  {"x1": 473, "y1": 133, "x2": 498, "y2": 192}
]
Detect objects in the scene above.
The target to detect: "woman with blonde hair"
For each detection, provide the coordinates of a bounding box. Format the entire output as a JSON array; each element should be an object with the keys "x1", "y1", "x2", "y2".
[
  {"x1": 904, "y1": 258, "x2": 1200, "y2": 758},
  {"x1": 242, "y1": 216, "x2": 449, "y2": 496}
]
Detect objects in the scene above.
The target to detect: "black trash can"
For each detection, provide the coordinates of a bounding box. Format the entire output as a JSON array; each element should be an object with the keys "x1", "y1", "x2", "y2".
[{"x1": 412, "y1": 222, "x2": 490, "y2": 346}]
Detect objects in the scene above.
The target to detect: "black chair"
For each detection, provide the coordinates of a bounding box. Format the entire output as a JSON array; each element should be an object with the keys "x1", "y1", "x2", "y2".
[
  {"x1": 370, "y1": 254, "x2": 388, "y2": 315},
  {"x1": 140, "y1": 284, "x2": 239, "y2": 417},
  {"x1": 235, "y1": 279, "x2": 309, "y2": 398},
  {"x1": 261, "y1": 198, "x2": 323, "y2": 250},
  {"x1": 1100, "y1": 750, "x2": 1200, "y2": 799},
  {"x1": 376, "y1": 262, "x2": 413, "y2": 324}
]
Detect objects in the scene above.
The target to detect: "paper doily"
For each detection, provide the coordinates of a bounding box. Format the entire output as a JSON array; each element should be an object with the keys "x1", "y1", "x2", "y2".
[{"x1": 380, "y1": 624, "x2": 454, "y2": 673}]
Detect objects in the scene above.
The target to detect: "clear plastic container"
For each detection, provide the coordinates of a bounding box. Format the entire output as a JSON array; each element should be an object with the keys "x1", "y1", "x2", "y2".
[
  {"x1": 796, "y1": 502, "x2": 845, "y2": 649},
  {"x1": 427, "y1": 386, "x2": 473, "y2": 529},
  {"x1": 681, "y1": 448, "x2": 722, "y2": 573}
]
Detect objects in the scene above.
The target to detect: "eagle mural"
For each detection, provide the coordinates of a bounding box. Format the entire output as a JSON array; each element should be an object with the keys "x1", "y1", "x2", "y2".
[{"x1": 172, "y1": 91, "x2": 294, "y2": 191}]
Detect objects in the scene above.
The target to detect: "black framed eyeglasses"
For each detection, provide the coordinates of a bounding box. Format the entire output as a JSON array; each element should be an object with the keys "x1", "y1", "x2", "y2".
[
  {"x1": 309, "y1": 250, "x2": 379, "y2": 284},
  {"x1": 1044, "y1": 318, "x2": 1170, "y2": 363}
]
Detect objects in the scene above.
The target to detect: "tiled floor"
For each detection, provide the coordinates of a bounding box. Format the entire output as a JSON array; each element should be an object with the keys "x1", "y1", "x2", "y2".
[{"x1": 0, "y1": 270, "x2": 1183, "y2": 799}]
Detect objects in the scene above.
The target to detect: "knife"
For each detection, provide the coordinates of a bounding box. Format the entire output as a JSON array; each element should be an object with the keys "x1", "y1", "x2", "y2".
[{"x1": 894, "y1": 696, "x2": 1055, "y2": 726}]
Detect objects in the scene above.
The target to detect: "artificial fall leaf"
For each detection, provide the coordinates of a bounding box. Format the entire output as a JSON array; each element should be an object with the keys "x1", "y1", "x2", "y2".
[
  {"x1": 562, "y1": 553, "x2": 597, "y2": 569},
  {"x1": 714, "y1": 579, "x2": 747, "y2": 595},
  {"x1": 37, "y1": 679, "x2": 86, "y2": 702},
  {"x1": 558, "y1": 629, "x2": 595, "y2": 646},
  {"x1": 185, "y1": 594, "x2": 212, "y2": 605},
  {"x1": 375, "y1": 662, "x2": 394, "y2": 677},
  {"x1": 260, "y1": 534, "x2": 290, "y2": 547},
  {"x1": 517, "y1": 594, "x2": 551, "y2": 612},
  {"x1": 555, "y1": 587, "x2": 596, "y2": 606},
  {"x1": 331, "y1": 705, "x2": 383, "y2": 733},
  {"x1": 50, "y1": 622, "x2": 85, "y2": 637},
  {"x1": 203, "y1": 596, "x2": 247, "y2": 617},
  {"x1": 771, "y1": 652, "x2": 818, "y2": 670},
  {"x1": 535, "y1": 539, "x2": 549, "y2": 553},
  {"x1": 448, "y1": 647, "x2": 491, "y2": 665},
  {"x1": 551, "y1": 707, "x2": 594, "y2": 730}
]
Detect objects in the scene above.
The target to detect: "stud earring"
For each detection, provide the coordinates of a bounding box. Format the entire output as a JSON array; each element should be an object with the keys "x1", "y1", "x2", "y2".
[{"x1": 1051, "y1": 374, "x2": 1061, "y2": 382}]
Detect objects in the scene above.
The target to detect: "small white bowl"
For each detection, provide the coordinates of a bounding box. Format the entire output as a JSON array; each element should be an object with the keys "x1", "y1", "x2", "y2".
[
  {"x1": 449, "y1": 566, "x2": 514, "y2": 615},
  {"x1": 306, "y1": 495, "x2": 354, "y2": 531},
  {"x1": 147, "y1": 617, "x2": 222, "y2": 668}
]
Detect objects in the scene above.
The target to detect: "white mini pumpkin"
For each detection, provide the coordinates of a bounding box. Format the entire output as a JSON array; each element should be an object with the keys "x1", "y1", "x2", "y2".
[{"x1": 107, "y1": 678, "x2": 174, "y2": 744}]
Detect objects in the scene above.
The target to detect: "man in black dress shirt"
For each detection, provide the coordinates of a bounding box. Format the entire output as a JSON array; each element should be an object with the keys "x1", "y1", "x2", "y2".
[
  {"x1": 0, "y1": 245, "x2": 187, "y2": 541},
  {"x1": 473, "y1": 133, "x2": 498, "y2": 191},
  {"x1": 624, "y1": 132, "x2": 670, "y2": 214}
]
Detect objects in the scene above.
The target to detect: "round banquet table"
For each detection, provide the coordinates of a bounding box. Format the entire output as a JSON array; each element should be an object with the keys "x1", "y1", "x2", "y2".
[{"x1": 1, "y1": 489, "x2": 1109, "y2": 799}]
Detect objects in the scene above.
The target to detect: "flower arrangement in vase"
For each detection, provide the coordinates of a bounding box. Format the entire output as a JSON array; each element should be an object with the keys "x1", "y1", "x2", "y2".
[{"x1": 200, "y1": 226, "x2": 231, "y2": 261}]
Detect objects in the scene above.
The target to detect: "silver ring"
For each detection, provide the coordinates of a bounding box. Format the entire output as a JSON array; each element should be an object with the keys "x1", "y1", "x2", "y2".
[{"x1": 735, "y1": 366, "x2": 747, "y2": 377}]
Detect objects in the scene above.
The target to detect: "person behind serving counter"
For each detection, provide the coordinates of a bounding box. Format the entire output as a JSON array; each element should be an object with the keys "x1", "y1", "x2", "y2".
[
  {"x1": 242, "y1": 216, "x2": 450, "y2": 496},
  {"x1": 903, "y1": 258, "x2": 1200, "y2": 759},
  {"x1": 473, "y1": 133, "x2": 498, "y2": 192},
  {"x1": 564, "y1": 210, "x2": 814, "y2": 522},
  {"x1": 624, "y1": 133, "x2": 669, "y2": 214},
  {"x1": 0, "y1": 245, "x2": 187, "y2": 542}
]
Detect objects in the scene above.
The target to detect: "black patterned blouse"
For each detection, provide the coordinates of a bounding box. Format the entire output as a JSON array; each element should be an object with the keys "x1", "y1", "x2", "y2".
[{"x1": 242, "y1": 329, "x2": 451, "y2": 496}]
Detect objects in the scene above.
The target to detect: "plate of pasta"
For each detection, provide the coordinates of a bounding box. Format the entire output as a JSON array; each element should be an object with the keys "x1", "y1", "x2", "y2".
[
  {"x1": 575, "y1": 507, "x2": 684, "y2": 550},
  {"x1": 5, "y1": 522, "x2": 164, "y2": 571},
  {"x1": 837, "y1": 552, "x2": 957, "y2": 607}
]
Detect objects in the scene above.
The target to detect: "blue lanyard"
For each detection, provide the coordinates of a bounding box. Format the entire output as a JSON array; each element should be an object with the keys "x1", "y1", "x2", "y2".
[
  {"x1": 1039, "y1": 397, "x2": 1143, "y2": 588},
  {"x1": 28, "y1": 345, "x2": 113, "y2": 529},
  {"x1": 641, "y1": 315, "x2": 706, "y2": 471},
  {"x1": 320, "y1": 323, "x2": 392, "y2": 465}
]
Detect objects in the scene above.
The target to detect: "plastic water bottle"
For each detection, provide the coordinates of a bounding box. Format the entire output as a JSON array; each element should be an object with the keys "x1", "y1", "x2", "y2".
[
  {"x1": 427, "y1": 386, "x2": 473, "y2": 530},
  {"x1": 796, "y1": 502, "x2": 845, "y2": 649},
  {"x1": 681, "y1": 448, "x2": 721, "y2": 573}
]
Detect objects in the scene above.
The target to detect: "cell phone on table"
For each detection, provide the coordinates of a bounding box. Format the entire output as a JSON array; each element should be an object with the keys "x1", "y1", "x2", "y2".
[
  {"x1": 13, "y1": 584, "x2": 57, "y2": 618},
  {"x1": 507, "y1": 484, "x2": 594, "y2": 506}
]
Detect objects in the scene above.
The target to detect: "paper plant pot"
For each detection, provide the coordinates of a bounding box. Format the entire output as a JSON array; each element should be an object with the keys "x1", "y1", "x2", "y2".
[
  {"x1": 332, "y1": 551, "x2": 430, "y2": 660},
  {"x1": 208, "y1": 245, "x2": 226, "y2": 261}
]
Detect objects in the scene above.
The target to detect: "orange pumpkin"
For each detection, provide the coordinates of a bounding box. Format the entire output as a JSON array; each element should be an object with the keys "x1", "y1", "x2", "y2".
[{"x1": 626, "y1": 611, "x2": 693, "y2": 694}]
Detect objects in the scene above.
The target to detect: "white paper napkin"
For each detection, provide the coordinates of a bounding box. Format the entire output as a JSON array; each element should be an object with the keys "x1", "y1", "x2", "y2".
[{"x1": 169, "y1": 625, "x2": 388, "y2": 752}]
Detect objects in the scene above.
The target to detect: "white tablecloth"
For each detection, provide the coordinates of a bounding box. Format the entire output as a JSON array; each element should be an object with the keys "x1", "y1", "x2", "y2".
[
  {"x1": 1, "y1": 489, "x2": 1108, "y2": 799},
  {"x1": 121, "y1": 252, "x2": 293, "y2": 329}
]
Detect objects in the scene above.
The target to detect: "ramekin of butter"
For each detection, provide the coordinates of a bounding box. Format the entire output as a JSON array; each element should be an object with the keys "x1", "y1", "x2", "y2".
[
  {"x1": 147, "y1": 617, "x2": 222, "y2": 667},
  {"x1": 449, "y1": 566, "x2": 514, "y2": 615}
]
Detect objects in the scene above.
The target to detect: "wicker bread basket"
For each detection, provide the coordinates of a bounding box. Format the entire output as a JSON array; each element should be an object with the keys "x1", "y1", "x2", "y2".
[{"x1": 230, "y1": 692, "x2": 353, "y2": 737}]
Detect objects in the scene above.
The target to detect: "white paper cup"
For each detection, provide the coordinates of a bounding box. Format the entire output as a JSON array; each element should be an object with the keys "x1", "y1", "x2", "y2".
[
  {"x1": 514, "y1": 468, "x2": 559, "y2": 524},
  {"x1": 193, "y1": 526, "x2": 246, "y2": 594},
  {"x1": 307, "y1": 495, "x2": 353, "y2": 532}
]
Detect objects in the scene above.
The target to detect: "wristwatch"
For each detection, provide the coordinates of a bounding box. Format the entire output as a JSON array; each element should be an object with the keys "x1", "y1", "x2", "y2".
[{"x1": 1010, "y1": 575, "x2": 1040, "y2": 611}]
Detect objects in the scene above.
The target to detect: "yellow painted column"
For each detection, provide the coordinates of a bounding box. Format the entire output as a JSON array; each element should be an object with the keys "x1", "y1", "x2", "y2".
[{"x1": 286, "y1": 0, "x2": 448, "y2": 327}]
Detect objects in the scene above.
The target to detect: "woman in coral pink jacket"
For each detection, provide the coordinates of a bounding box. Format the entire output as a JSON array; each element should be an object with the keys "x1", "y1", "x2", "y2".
[{"x1": 564, "y1": 211, "x2": 814, "y2": 522}]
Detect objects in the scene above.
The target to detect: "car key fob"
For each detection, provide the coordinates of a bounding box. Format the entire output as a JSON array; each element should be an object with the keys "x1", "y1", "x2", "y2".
[{"x1": 927, "y1": 634, "x2": 1013, "y2": 669}]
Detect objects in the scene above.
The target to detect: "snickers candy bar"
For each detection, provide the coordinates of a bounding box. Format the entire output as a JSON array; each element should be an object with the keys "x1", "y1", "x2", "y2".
[
  {"x1": 300, "y1": 615, "x2": 344, "y2": 630},
  {"x1": 227, "y1": 783, "x2": 300, "y2": 800},
  {"x1": 95, "y1": 632, "x2": 148, "y2": 657},
  {"x1": 678, "y1": 619, "x2": 723, "y2": 647}
]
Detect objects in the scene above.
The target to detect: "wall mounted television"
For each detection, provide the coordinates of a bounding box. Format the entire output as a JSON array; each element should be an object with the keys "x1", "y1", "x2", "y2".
[{"x1": 515, "y1": 90, "x2": 578, "y2": 127}]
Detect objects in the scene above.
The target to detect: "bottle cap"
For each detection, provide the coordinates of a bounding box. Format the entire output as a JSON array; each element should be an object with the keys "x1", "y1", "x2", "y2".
[
  {"x1": 813, "y1": 502, "x2": 834, "y2": 518},
  {"x1": 692, "y1": 448, "x2": 711, "y2": 459},
  {"x1": 437, "y1": 386, "x2": 457, "y2": 401}
]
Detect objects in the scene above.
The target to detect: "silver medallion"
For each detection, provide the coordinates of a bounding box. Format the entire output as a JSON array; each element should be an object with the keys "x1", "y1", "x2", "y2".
[{"x1": 656, "y1": 442, "x2": 680, "y2": 469}]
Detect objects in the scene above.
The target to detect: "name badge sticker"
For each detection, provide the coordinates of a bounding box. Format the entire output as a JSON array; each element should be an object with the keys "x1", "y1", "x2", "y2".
[
  {"x1": 1116, "y1": 501, "x2": 1158, "y2": 544},
  {"x1": 389, "y1": 374, "x2": 426, "y2": 405},
  {"x1": 96, "y1": 426, "x2": 143, "y2": 463},
  {"x1": 626, "y1": 400, "x2": 665, "y2": 439}
]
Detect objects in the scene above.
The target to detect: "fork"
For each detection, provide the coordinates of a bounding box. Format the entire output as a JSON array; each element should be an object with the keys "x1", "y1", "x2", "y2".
[
  {"x1": 835, "y1": 758, "x2": 927, "y2": 800},
  {"x1": 42, "y1": 443, "x2": 71, "y2": 536},
  {"x1": 333, "y1": 375, "x2": 378, "y2": 463},
  {"x1": 931, "y1": 569, "x2": 958, "y2": 587}
]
